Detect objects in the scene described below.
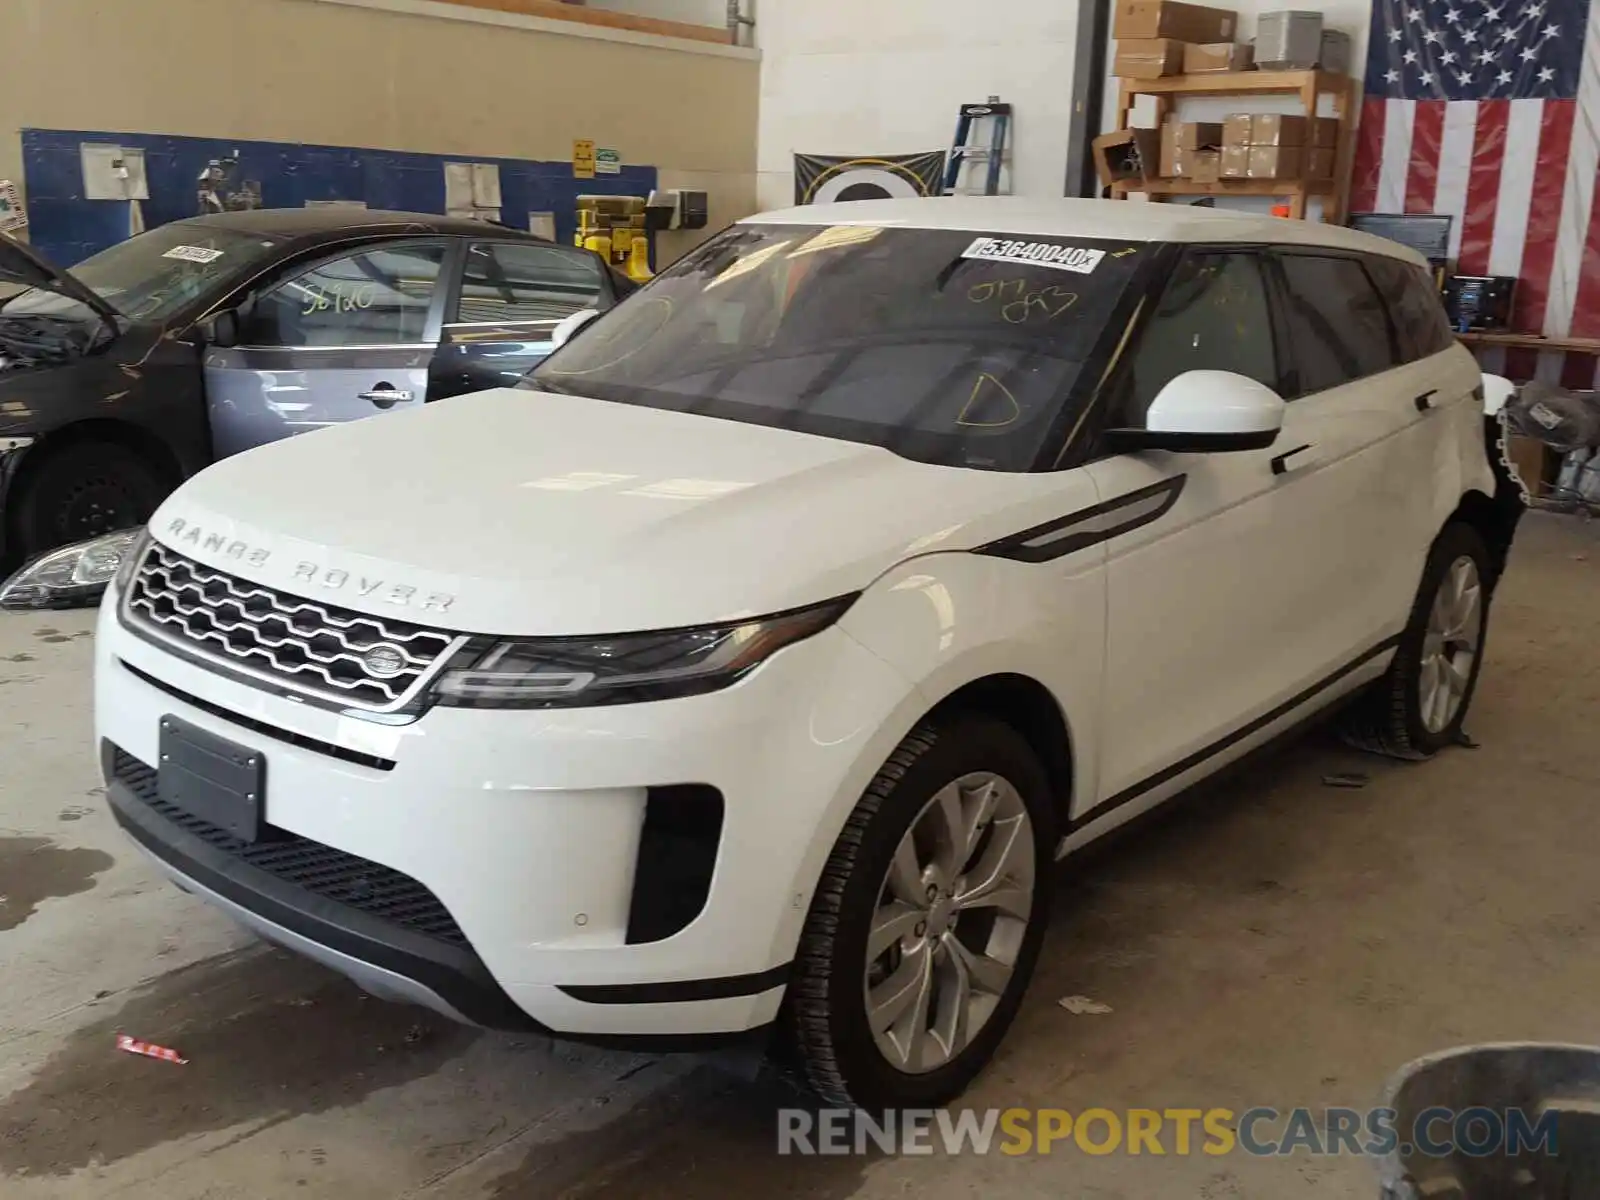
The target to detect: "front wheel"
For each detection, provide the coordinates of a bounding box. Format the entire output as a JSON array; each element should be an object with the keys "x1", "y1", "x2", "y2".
[
  {"x1": 1347, "y1": 523, "x2": 1493, "y2": 758},
  {"x1": 8, "y1": 441, "x2": 168, "y2": 565},
  {"x1": 786, "y1": 714, "x2": 1055, "y2": 1110}
]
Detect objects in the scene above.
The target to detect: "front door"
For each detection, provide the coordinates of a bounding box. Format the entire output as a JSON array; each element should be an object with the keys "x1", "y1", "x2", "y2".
[
  {"x1": 203, "y1": 240, "x2": 450, "y2": 459},
  {"x1": 431, "y1": 240, "x2": 612, "y2": 401},
  {"x1": 1082, "y1": 248, "x2": 1342, "y2": 811}
]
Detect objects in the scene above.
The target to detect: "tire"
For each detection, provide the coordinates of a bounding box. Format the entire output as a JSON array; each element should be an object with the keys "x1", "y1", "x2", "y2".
[
  {"x1": 786, "y1": 713, "x2": 1056, "y2": 1111},
  {"x1": 1345, "y1": 523, "x2": 1493, "y2": 759},
  {"x1": 8, "y1": 441, "x2": 168, "y2": 564}
]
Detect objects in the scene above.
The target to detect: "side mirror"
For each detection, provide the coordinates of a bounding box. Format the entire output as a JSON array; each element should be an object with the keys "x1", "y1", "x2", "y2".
[
  {"x1": 1108, "y1": 370, "x2": 1285, "y2": 454},
  {"x1": 551, "y1": 308, "x2": 602, "y2": 350},
  {"x1": 198, "y1": 308, "x2": 240, "y2": 349}
]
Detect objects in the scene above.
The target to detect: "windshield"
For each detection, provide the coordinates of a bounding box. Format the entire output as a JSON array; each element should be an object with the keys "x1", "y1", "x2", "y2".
[
  {"x1": 526, "y1": 224, "x2": 1149, "y2": 471},
  {"x1": 1, "y1": 222, "x2": 276, "y2": 323}
]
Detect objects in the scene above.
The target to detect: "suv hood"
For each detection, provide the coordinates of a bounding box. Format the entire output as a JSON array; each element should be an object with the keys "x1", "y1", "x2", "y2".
[
  {"x1": 0, "y1": 231, "x2": 120, "y2": 331},
  {"x1": 149, "y1": 387, "x2": 1058, "y2": 635}
]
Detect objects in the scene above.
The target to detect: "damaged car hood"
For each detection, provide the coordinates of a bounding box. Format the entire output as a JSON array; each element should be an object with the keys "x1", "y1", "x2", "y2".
[{"x1": 0, "y1": 230, "x2": 120, "y2": 332}]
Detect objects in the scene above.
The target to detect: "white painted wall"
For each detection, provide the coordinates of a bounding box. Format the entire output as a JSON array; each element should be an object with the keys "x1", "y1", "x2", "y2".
[
  {"x1": 756, "y1": 0, "x2": 1083, "y2": 210},
  {"x1": 585, "y1": 0, "x2": 729, "y2": 29}
]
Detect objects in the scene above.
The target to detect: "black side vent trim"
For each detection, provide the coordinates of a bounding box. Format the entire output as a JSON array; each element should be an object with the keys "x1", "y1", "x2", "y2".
[
  {"x1": 977, "y1": 474, "x2": 1187, "y2": 563},
  {"x1": 625, "y1": 784, "x2": 725, "y2": 945}
]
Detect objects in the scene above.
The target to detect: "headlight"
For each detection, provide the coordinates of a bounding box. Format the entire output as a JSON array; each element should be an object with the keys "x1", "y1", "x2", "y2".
[
  {"x1": 433, "y1": 595, "x2": 856, "y2": 709},
  {"x1": 0, "y1": 526, "x2": 149, "y2": 611}
]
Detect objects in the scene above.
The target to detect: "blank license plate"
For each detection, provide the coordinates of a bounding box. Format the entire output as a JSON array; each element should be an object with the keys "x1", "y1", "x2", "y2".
[{"x1": 157, "y1": 715, "x2": 266, "y2": 843}]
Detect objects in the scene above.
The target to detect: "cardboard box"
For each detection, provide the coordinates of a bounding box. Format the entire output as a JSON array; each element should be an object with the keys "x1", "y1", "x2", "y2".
[
  {"x1": 1247, "y1": 144, "x2": 1304, "y2": 179},
  {"x1": 1221, "y1": 143, "x2": 1251, "y2": 178},
  {"x1": 1114, "y1": 38, "x2": 1186, "y2": 78},
  {"x1": 1313, "y1": 116, "x2": 1340, "y2": 149},
  {"x1": 1505, "y1": 434, "x2": 1550, "y2": 490},
  {"x1": 1171, "y1": 120, "x2": 1225, "y2": 150},
  {"x1": 1174, "y1": 147, "x2": 1222, "y2": 181},
  {"x1": 1251, "y1": 114, "x2": 1308, "y2": 146},
  {"x1": 1093, "y1": 128, "x2": 1165, "y2": 189},
  {"x1": 1307, "y1": 148, "x2": 1336, "y2": 180},
  {"x1": 1114, "y1": 0, "x2": 1237, "y2": 43},
  {"x1": 1256, "y1": 9, "x2": 1322, "y2": 68},
  {"x1": 1162, "y1": 120, "x2": 1225, "y2": 173},
  {"x1": 1223, "y1": 113, "x2": 1310, "y2": 147},
  {"x1": 1183, "y1": 41, "x2": 1253, "y2": 73},
  {"x1": 1222, "y1": 113, "x2": 1255, "y2": 148}
]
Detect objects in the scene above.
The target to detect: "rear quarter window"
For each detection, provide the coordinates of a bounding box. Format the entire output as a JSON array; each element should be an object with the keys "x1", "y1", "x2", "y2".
[{"x1": 1365, "y1": 254, "x2": 1455, "y2": 361}]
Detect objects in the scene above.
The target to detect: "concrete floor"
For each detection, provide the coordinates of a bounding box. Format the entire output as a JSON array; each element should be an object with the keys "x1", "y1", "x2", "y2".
[{"x1": 2, "y1": 512, "x2": 1598, "y2": 1199}]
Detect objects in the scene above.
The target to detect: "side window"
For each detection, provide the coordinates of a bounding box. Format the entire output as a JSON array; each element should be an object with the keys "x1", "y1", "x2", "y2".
[
  {"x1": 1277, "y1": 254, "x2": 1401, "y2": 394},
  {"x1": 454, "y1": 242, "x2": 605, "y2": 325},
  {"x1": 1364, "y1": 254, "x2": 1454, "y2": 362},
  {"x1": 240, "y1": 243, "x2": 447, "y2": 347},
  {"x1": 1119, "y1": 250, "x2": 1278, "y2": 424}
]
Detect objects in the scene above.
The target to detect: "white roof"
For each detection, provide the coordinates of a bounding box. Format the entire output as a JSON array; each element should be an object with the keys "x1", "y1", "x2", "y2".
[{"x1": 741, "y1": 197, "x2": 1426, "y2": 266}]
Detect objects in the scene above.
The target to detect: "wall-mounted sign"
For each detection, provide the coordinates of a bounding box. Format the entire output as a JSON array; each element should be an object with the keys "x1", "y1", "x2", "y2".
[
  {"x1": 595, "y1": 148, "x2": 622, "y2": 176},
  {"x1": 793, "y1": 151, "x2": 946, "y2": 204},
  {"x1": 0, "y1": 180, "x2": 24, "y2": 233},
  {"x1": 573, "y1": 139, "x2": 596, "y2": 180}
]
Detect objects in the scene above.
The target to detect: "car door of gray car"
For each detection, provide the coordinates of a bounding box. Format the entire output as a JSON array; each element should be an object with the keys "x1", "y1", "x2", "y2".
[
  {"x1": 429, "y1": 240, "x2": 612, "y2": 401},
  {"x1": 203, "y1": 239, "x2": 453, "y2": 459}
]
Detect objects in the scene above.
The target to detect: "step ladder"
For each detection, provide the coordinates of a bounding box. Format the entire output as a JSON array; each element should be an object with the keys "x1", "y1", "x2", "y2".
[{"x1": 943, "y1": 99, "x2": 1013, "y2": 196}]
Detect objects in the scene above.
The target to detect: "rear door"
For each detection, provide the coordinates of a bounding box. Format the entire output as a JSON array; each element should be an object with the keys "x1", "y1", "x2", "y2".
[
  {"x1": 1270, "y1": 250, "x2": 1427, "y2": 649},
  {"x1": 431, "y1": 240, "x2": 612, "y2": 400},
  {"x1": 203, "y1": 239, "x2": 450, "y2": 459}
]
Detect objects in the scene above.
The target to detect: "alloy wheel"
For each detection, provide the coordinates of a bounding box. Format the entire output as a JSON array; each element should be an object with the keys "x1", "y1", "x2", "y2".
[
  {"x1": 863, "y1": 771, "x2": 1036, "y2": 1075},
  {"x1": 1419, "y1": 555, "x2": 1484, "y2": 734}
]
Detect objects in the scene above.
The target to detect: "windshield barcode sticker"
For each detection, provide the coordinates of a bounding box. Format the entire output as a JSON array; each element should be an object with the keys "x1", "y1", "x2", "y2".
[
  {"x1": 961, "y1": 237, "x2": 1105, "y2": 275},
  {"x1": 162, "y1": 245, "x2": 225, "y2": 264}
]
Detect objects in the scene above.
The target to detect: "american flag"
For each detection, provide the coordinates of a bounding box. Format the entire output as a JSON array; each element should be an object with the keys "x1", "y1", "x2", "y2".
[{"x1": 1353, "y1": 0, "x2": 1600, "y2": 384}]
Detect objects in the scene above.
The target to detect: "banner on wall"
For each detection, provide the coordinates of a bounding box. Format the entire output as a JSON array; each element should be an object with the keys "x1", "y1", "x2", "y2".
[{"x1": 793, "y1": 151, "x2": 946, "y2": 205}]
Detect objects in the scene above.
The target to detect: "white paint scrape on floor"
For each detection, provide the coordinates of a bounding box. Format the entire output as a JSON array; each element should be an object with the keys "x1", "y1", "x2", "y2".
[{"x1": 2, "y1": 512, "x2": 1599, "y2": 1199}]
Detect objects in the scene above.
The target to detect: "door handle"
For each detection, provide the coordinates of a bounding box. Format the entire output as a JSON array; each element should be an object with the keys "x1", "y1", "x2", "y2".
[
  {"x1": 1414, "y1": 389, "x2": 1438, "y2": 412},
  {"x1": 359, "y1": 384, "x2": 413, "y2": 409},
  {"x1": 1270, "y1": 443, "x2": 1314, "y2": 476}
]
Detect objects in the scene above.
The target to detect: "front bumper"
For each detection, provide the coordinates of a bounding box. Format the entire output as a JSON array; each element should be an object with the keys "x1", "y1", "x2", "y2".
[{"x1": 94, "y1": 586, "x2": 917, "y2": 1040}]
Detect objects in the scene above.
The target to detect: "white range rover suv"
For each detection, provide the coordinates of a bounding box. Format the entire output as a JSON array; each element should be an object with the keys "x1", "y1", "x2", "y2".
[{"x1": 94, "y1": 198, "x2": 1525, "y2": 1109}]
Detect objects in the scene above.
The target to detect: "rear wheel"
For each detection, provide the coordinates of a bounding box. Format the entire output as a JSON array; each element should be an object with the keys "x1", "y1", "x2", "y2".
[
  {"x1": 786, "y1": 714, "x2": 1055, "y2": 1110},
  {"x1": 1345, "y1": 523, "x2": 1492, "y2": 758},
  {"x1": 8, "y1": 441, "x2": 167, "y2": 565}
]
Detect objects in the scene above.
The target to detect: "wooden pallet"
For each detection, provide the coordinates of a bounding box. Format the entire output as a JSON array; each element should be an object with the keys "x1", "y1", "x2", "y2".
[{"x1": 1111, "y1": 69, "x2": 1359, "y2": 222}]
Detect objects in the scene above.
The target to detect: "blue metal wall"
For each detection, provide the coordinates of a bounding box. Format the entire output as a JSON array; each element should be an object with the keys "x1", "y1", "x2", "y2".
[{"x1": 21, "y1": 128, "x2": 658, "y2": 265}]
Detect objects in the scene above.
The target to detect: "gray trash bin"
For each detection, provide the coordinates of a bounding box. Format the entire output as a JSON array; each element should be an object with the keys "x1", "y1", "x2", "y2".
[{"x1": 1377, "y1": 1043, "x2": 1600, "y2": 1199}]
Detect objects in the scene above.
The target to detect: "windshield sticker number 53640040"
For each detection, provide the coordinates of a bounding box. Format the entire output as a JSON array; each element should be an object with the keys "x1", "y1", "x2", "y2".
[{"x1": 961, "y1": 237, "x2": 1106, "y2": 275}]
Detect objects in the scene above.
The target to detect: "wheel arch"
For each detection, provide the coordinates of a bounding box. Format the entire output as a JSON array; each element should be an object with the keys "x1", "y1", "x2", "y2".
[
  {"x1": 2, "y1": 419, "x2": 183, "y2": 560},
  {"x1": 8, "y1": 419, "x2": 185, "y2": 498},
  {"x1": 921, "y1": 672, "x2": 1077, "y2": 834},
  {"x1": 1445, "y1": 484, "x2": 1520, "y2": 589}
]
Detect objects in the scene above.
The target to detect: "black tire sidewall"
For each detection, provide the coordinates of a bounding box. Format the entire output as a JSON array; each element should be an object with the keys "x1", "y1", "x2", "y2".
[
  {"x1": 1393, "y1": 523, "x2": 1493, "y2": 754},
  {"x1": 12, "y1": 443, "x2": 166, "y2": 560},
  {"x1": 807, "y1": 714, "x2": 1056, "y2": 1110}
]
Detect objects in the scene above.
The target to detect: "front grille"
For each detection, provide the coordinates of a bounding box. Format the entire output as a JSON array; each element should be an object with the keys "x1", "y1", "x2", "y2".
[
  {"x1": 111, "y1": 747, "x2": 467, "y2": 946},
  {"x1": 124, "y1": 542, "x2": 460, "y2": 711}
]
